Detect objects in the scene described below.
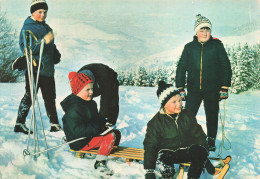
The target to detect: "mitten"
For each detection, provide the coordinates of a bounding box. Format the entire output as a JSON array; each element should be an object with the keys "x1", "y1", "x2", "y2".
[
  {"x1": 179, "y1": 88, "x2": 186, "y2": 101},
  {"x1": 44, "y1": 31, "x2": 54, "y2": 44},
  {"x1": 219, "y1": 87, "x2": 228, "y2": 101},
  {"x1": 145, "y1": 169, "x2": 156, "y2": 179}
]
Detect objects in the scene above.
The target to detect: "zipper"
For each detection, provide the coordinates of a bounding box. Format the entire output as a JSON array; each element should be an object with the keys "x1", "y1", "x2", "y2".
[
  {"x1": 166, "y1": 114, "x2": 182, "y2": 147},
  {"x1": 200, "y1": 43, "x2": 204, "y2": 89}
]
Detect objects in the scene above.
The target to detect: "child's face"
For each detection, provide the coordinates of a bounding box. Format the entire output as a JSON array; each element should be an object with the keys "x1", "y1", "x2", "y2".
[
  {"x1": 164, "y1": 94, "x2": 183, "y2": 114},
  {"x1": 196, "y1": 27, "x2": 211, "y2": 43},
  {"x1": 77, "y1": 83, "x2": 94, "y2": 101},
  {"x1": 32, "y1": 9, "x2": 47, "y2": 22}
]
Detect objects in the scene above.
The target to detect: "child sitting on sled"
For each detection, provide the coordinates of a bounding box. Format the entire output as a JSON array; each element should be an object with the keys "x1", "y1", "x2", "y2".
[
  {"x1": 61, "y1": 71, "x2": 120, "y2": 171},
  {"x1": 143, "y1": 81, "x2": 209, "y2": 179}
]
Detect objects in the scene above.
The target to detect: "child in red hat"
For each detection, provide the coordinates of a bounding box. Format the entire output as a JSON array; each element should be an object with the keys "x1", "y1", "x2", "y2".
[{"x1": 61, "y1": 71, "x2": 120, "y2": 172}]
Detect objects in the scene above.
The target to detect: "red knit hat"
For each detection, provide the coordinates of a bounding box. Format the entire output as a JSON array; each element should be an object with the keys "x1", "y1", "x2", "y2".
[{"x1": 68, "y1": 72, "x2": 93, "y2": 95}]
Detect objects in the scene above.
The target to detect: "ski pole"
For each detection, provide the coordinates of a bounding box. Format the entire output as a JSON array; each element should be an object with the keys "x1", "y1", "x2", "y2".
[
  {"x1": 22, "y1": 30, "x2": 34, "y2": 152},
  {"x1": 23, "y1": 137, "x2": 87, "y2": 157}
]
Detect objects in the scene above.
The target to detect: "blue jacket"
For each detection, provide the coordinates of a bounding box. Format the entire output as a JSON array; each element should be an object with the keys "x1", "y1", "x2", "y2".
[{"x1": 19, "y1": 16, "x2": 60, "y2": 77}]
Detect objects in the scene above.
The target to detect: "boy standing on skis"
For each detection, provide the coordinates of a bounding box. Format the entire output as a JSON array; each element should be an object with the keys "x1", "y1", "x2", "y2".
[
  {"x1": 143, "y1": 81, "x2": 208, "y2": 179},
  {"x1": 14, "y1": 0, "x2": 62, "y2": 134},
  {"x1": 175, "y1": 14, "x2": 232, "y2": 151},
  {"x1": 61, "y1": 72, "x2": 120, "y2": 171}
]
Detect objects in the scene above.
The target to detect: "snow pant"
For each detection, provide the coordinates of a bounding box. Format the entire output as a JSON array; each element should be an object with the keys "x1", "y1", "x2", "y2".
[
  {"x1": 185, "y1": 91, "x2": 219, "y2": 140},
  {"x1": 81, "y1": 132, "x2": 116, "y2": 156},
  {"x1": 15, "y1": 73, "x2": 59, "y2": 125},
  {"x1": 99, "y1": 81, "x2": 119, "y2": 126},
  {"x1": 156, "y1": 145, "x2": 208, "y2": 178}
]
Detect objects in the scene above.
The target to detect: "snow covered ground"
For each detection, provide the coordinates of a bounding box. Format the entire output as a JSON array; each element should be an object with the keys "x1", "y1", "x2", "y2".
[{"x1": 0, "y1": 82, "x2": 259, "y2": 178}]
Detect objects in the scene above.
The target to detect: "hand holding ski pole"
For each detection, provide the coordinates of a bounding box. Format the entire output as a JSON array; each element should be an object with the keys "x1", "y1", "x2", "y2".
[{"x1": 44, "y1": 31, "x2": 54, "y2": 44}]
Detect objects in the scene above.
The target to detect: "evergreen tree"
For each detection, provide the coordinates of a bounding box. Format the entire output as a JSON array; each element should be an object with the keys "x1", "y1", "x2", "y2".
[
  {"x1": 134, "y1": 66, "x2": 149, "y2": 86},
  {"x1": 230, "y1": 43, "x2": 257, "y2": 93},
  {"x1": 0, "y1": 8, "x2": 20, "y2": 82},
  {"x1": 153, "y1": 67, "x2": 167, "y2": 86}
]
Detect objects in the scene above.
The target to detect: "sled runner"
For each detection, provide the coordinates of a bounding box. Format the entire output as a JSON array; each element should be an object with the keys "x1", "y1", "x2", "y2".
[
  {"x1": 70, "y1": 147, "x2": 231, "y2": 178},
  {"x1": 178, "y1": 155, "x2": 231, "y2": 179}
]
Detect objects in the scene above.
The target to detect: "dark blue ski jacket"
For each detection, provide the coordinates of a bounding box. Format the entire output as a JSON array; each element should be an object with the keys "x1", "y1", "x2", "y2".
[{"x1": 19, "y1": 16, "x2": 60, "y2": 77}]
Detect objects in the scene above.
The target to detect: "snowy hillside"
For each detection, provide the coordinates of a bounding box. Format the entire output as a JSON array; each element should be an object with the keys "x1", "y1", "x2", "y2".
[{"x1": 0, "y1": 83, "x2": 260, "y2": 178}]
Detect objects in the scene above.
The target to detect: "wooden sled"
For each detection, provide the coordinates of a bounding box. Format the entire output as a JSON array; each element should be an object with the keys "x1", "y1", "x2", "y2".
[
  {"x1": 70, "y1": 146, "x2": 144, "y2": 163},
  {"x1": 70, "y1": 146, "x2": 231, "y2": 178}
]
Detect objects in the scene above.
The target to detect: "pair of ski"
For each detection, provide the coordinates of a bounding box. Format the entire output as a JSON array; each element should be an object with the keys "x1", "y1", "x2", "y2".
[{"x1": 178, "y1": 155, "x2": 231, "y2": 179}]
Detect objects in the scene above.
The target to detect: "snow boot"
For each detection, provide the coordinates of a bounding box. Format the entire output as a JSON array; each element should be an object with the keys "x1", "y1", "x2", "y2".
[
  {"x1": 94, "y1": 160, "x2": 107, "y2": 170},
  {"x1": 14, "y1": 123, "x2": 33, "y2": 135},
  {"x1": 205, "y1": 158, "x2": 215, "y2": 175},
  {"x1": 50, "y1": 123, "x2": 62, "y2": 132}
]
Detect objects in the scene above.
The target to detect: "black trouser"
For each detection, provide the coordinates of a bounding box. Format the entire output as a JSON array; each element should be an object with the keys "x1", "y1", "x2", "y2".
[
  {"x1": 185, "y1": 91, "x2": 219, "y2": 139},
  {"x1": 16, "y1": 73, "x2": 59, "y2": 124},
  {"x1": 157, "y1": 145, "x2": 208, "y2": 178},
  {"x1": 98, "y1": 82, "x2": 119, "y2": 126}
]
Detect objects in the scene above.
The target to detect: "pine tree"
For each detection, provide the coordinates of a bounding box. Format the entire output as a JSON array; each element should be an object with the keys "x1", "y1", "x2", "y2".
[
  {"x1": 0, "y1": 8, "x2": 20, "y2": 82},
  {"x1": 153, "y1": 67, "x2": 167, "y2": 86},
  {"x1": 230, "y1": 43, "x2": 257, "y2": 93},
  {"x1": 134, "y1": 66, "x2": 149, "y2": 86}
]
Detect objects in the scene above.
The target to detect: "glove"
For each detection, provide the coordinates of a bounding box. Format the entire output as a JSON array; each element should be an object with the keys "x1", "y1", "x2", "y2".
[
  {"x1": 145, "y1": 169, "x2": 156, "y2": 179},
  {"x1": 44, "y1": 31, "x2": 54, "y2": 44},
  {"x1": 105, "y1": 122, "x2": 113, "y2": 127},
  {"x1": 219, "y1": 87, "x2": 228, "y2": 101},
  {"x1": 179, "y1": 88, "x2": 186, "y2": 101}
]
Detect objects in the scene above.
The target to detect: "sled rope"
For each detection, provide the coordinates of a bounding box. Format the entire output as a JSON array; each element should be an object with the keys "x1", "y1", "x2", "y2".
[{"x1": 217, "y1": 100, "x2": 231, "y2": 157}]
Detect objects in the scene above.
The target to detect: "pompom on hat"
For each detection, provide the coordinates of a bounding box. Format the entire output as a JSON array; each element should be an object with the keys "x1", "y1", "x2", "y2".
[
  {"x1": 157, "y1": 80, "x2": 180, "y2": 108},
  {"x1": 194, "y1": 14, "x2": 212, "y2": 35},
  {"x1": 68, "y1": 72, "x2": 93, "y2": 95},
  {"x1": 30, "y1": 0, "x2": 48, "y2": 14}
]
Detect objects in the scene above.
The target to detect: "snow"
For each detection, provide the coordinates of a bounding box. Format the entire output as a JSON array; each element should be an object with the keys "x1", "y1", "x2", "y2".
[{"x1": 0, "y1": 83, "x2": 260, "y2": 178}]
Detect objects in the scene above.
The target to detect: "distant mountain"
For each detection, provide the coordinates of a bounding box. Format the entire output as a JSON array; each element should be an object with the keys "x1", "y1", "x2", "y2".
[{"x1": 226, "y1": 20, "x2": 260, "y2": 36}]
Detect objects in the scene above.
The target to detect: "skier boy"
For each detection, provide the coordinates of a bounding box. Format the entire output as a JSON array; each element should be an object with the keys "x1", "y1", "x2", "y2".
[
  {"x1": 78, "y1": 63, "x2": 119, "y2": 126},
  {"x1": 175, "y1": 14, "x2": 232, "y2": 151},
  {"x1": 13, "y1": 0, "x2": 62, "y2": 134},
  {"x1": 143, "y1": 81, "x2": 208, "y2": 179},
  {"x1": 61, "y1": 71, "x2": 120, "y2": 171}
]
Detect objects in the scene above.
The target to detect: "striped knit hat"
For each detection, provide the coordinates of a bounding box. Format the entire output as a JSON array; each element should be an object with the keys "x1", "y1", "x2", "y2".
[
  {"x1": 30, "y1": 0, "x2": 48, "y2": 14},
  {"x1": 194, "y1": 14, "x2": 212, "y2": 35},
  {"x1": 68, "y1": 72, "x2": 93, "y2": 95},
  {"x1": 157, "y1": 80, "x2": 180, "y2": 108}
]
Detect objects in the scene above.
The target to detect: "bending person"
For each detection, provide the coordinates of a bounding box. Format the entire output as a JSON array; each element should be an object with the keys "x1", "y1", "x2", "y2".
[{"x1": 78, "y1": 63, "x2": 119, "y2": 126}]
